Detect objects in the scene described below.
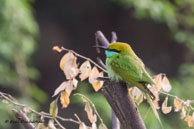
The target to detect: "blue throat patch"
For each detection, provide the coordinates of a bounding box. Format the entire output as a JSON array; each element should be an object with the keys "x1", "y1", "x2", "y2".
[{"x1": 105, "y1": 50, "x2": 119, "y2": 58}]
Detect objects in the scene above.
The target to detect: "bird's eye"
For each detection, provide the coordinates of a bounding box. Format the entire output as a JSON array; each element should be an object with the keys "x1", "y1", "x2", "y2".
[{"x1": 107, "y1": 49, "x2": 120, "y2": 53}]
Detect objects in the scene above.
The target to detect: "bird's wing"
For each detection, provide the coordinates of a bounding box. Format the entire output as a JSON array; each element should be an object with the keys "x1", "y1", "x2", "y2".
[{"x1": 110, "y1": 54, "x2": 154, "y2": 85}]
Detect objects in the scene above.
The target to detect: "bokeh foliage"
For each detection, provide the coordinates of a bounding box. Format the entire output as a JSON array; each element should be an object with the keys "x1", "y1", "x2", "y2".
[{"x1": 0, "y1": 0, "x2": 47, "y2": 128}]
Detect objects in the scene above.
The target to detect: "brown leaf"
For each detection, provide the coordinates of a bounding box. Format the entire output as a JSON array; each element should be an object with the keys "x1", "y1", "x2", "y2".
[
  {"x1": 52, "y1": 81, "x2": 68, "y2": 97},
  {"x1": 153, "y1": 74, "x2": 162, "y2": 91},
  {"x1": 60, "y1": 52, "x2": 79, "y2": 79},
  {"x1": 174, "y1": 97, "x2": 182, "y2": 112},
  {"x1": 185, "y1": 115, "x2": 194, "y2": 127},
  {"x1": 98, "y1": 123, "x2": 108, "y2": 129},
  {"x1": 129, "y1": 87, "x2": 143, "y2": 105},
  {"x1": 147, "y1": 85, "x2": 160, "y2": 109},
  {"x1": 49, "y1": 99, "x2": 58, "y2": 118},
  {"x1": 89, "y1": 67, "x2": 104, "y2": 92},
  {"x1": 52, "y1": 46, "x2": 62, "y2": 52},
  {"x1": 84, "y1": 103, "x2": 96, "y2": 123},
  {"x1": 65, "y1": 80, "x2": 74, "y2": 96},
  {"x1": 48, "y1": 119, "x2": 57, "y2": 129},
  {"x1": 79, "y1": 61, "x2": 92, "y2": 81},
  {"x1": 180, "y1": 107, "x2": 186, "y2": 119},
  {"x1": 60, "y1": 91, "x2": 70, "y2": 108},
  {"x1": 82, "y1": 97, "x2": 88, "y2": 103},
  {"x1": 79, "y1": 122, "x2": 87, "y2": 129},
  {"x1": 161, "y1": 76, "x2": 171, "y2": 92},
  {"x1": 162, "y1": 97, "x2": 172, "y2": 114}
]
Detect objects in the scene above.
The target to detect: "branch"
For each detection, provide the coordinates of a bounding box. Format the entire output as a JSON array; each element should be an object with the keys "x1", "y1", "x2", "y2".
[
  {"x1": 101, "y1": 81, "x2": 146, "y2": 129},
  {"x1": 12, "y1": 109, "x2": 36, "y2": 129},
  {"x1": 95, "y1": 30, "x2": 110, "y2": 47},
  {"x1": 96, "y1": 31, "x2": 146, "y2": 129}
]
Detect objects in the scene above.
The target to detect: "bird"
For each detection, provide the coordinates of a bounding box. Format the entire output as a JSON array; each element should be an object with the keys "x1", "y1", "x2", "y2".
[{"x1": 95, "y1": 42, "x2": 163, "y2": 128}]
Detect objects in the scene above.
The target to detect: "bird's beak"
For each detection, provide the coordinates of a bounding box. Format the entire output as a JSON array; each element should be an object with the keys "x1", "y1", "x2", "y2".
[{"x1": 92, "y1": 45, "x2": 107, "y2": 50}]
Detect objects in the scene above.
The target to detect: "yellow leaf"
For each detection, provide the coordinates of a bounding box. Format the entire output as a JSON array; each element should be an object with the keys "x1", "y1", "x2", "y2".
[
  {"x1": 161, "y1": 76, "x2": 171, "y2": 92},
  {"x1": 79, "y1": 61, "x2": 92, "y2": 81},
  {"x1": 60, "y1": 52, "x2": 79, "y2": 79},
  {"x1": 49, "y1": 99, "x2": 58, "y2": 118},
  {"x1": 162, "y1": 97, "x2": 172, "y2": 114},
  {"x1": 89, "y1": 67, "x2": 104, "y2": 92},
  {"x1": 174, "y1": 97, "x2": 182, "y2": 112},
  {"x1": 84, "y1": 103, "x2": 96, "y2": 123},
  {"x1": 60, "y1": 91, "x2": 70, "y2": 108},
  {"x1": 52, "y1": 46, "x2": 62, "y2": 52}
]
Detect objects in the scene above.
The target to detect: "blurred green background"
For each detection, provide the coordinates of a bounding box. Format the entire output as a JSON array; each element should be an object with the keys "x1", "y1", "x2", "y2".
[{"x1": 0, "y1": 0, "x2": 194, "y2": 129}]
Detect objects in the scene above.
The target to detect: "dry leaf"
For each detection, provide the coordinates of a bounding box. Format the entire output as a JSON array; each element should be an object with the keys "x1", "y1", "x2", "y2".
[
  {"x1": 162, "y1": 97, "x2": 172, "y2": 114},
  {"x1": 153, "y1": 74, "x2": 162, "y2": 91},
  {"x1": 85, "y1": 103, "x2": 96, "y2": 123},
  {"x1": 161, "y1": 76, "x2": 171, "y2": 92},
  {"x1": 52, "y1": 46, "x2": 62, "y2": 53},
  {"x1": 180, "y1": 107, "x2": 186, "y2": 119},
  {"x1": 185, "y1": 115, "x2": 194, "y2": 127},
  {"x1": 72, "y1": 78, "x2": 78, "y2": 89},
  {"x1": 48, "y1": 120, "x2": 57, "y2": 129},
  {"x1": 147, "y1": 85, "x2": 160, "y2": 109},
  {"x1": 37, "y1": 123, "x2": 46, "y2": 129},
  {"x1": 89, "y1": 67, "x2": 104, "y2": 92},
  {"x1": 52, "y1": 81, "x2": 68, "y2": 97},
  {"x1": 79, "y1": 61, "x2": 92, "y2": 81},
  {"x1": 79, "y1": 122, "x2": 87, "y2": 129},
  {"x1": 174, "y1": 97, "x2": 182, "y2": 112},
  {"x1": 92, "y1": 122, "x2": 97, "y2": 129},
  {"x1": 49, "y1": 99, "x2": 58, "y2": 118},
  {"x1": 60, "y1": 91, "x2": 70, "y2": 108},
  {"x1": 60, "y1": 52, "x2": 79, "y2": 79},
  {"x1": 129, "y1": 87, "x2": 143, "y2": 105},
  {"x1": 82, "y1": 97, "x2": 88, "y2": 103},
  {"x1": 98, "y1": 123, "x2": 108, "y2": 129},
  {"x1": 65, "y1": 80, "x2": 74, "y2": 96}
]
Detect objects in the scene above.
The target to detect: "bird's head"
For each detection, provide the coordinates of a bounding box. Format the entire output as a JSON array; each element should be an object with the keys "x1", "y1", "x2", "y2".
[{"x1": 105, "y1": 42, "x2": 134, "y2": 58}]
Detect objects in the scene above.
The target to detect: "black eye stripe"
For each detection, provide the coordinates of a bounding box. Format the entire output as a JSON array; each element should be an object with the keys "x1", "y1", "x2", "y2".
[{"x1": 107, "y1": 49, "x2": 120, "y2": 53}]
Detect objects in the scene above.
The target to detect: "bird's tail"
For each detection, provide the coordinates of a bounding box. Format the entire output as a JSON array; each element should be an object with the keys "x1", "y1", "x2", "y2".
[{"x1": 144, "y1": 93, "x2": 164, "y2": 129}]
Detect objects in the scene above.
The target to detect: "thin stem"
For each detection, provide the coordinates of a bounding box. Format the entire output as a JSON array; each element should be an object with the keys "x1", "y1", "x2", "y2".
[
  {"x1": 61, "y1": 47, "x2": 107, "y2": 73},
  {"x1": 55, "y1": 119, "x2": 66, "y2": 129},
  {"x1": 0, "y1": 91, "x2": 80, "y2": 125}
]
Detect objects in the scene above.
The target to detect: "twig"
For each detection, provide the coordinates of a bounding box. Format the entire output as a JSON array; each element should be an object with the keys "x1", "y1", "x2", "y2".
[
  {"x1": 111, "y1": 31, "x2": 118, "y2": 43},
  {"x1": 160, "y1": 91, "x2": 194, "y2": 110},
  {"x1": 12, "y1": 109, "x2": 36, "y2": 129},
  {"x1": 0, "y1": 91, "x2": 80, "y2": 126},
  {"x1": 95, "y1": 31, "x2": 110, "y2": 47},
  {"x1": 96, "y1": 57, "x2": 106, "y2": 69},
  {"x1": 54, "y1": 119, "x2": 66, "y2": 129},
  {"x1": 61, "y1": 47, "x2": 107, "y2": 73}
]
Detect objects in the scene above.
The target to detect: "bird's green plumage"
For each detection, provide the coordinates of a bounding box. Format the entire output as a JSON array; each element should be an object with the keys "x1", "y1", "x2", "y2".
[
  {"x1": 105, "y1": 42, "x2": 154, "y2": 93},
  {"x1": 105, "y1": 42, "x2": 163, "y2": 128}
]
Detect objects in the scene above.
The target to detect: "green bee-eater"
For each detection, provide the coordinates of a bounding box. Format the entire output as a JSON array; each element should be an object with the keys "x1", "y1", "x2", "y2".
[{"x1": 96, "y1": 42, "x2": 163, "y2": 128}]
